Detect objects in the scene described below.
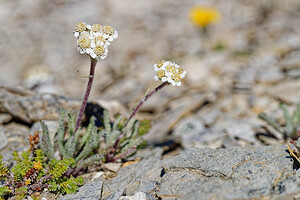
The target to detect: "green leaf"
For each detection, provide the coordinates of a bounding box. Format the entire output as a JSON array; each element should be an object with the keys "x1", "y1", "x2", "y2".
[
  {"x1": 67, "y1": 112, "x2": 77, "y2": 136},
  {"x1": 75, "y1": 127, "x2": 99, "y2": 163},
  {"x1": 77, "y1": 154, "x2": 104, "y2": 168},
  {"x1": 57, "y1": 110, "x2": 66, "y2": 158},
  {"x1": 258, "y1": 113, "x2": 285, "y2": 135},
  {"x1": 103, "y1": 110, "x2": 111, "y2": 134},
  {"x1": 40, "y1": 121, "x2": 54, "y2": 160},
  {"x1": 80, "y1": 116, "x2": 96, "y2": 149},
  {"x1": 280, "y1": 103, "x2": 293, "y2": 135}
]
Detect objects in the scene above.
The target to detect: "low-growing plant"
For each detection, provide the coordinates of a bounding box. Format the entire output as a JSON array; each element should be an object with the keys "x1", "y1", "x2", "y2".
[
  {"x1": 40, "y1": 109, "x2": 150, "y2": 172},
  {"x1": 0, "y1": 150, "x2": 84, "y2": 200},
  {"x1": 259, "y1": 103, "x2": 300, "y2": 139},
  {"x1": 38, "y1": 22, "x2": 186, "y2": 174}
]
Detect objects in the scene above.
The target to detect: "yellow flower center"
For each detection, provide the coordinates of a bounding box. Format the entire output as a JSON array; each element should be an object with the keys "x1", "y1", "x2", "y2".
[
  {"x1": 75, "y1": 22, "x2": 87, "y2": 32},
  {"x1": 92, "y1": 24, "x2": 102, "y2": 32},
  {"x1": 78, "y1": 35, "x2": 91, "y2": 49},
  {"x1": 95, "y1": 35, "x2": 105, "y2": 43},
  {"x1": 157, "y1": 70, "x2": 165, "y2": 79},
  {"x1": 171, "y1": 73, "x2": 181, "y2": 82},
  {"x1": 103, "y1": 25, "x2": 114, "y2": 35},
  {"x1": 94, "y1": 45, "x2": 105, "y2": 56},
  {"x1": 166, "y1": 64, "x2": 176, "y2": 74}
]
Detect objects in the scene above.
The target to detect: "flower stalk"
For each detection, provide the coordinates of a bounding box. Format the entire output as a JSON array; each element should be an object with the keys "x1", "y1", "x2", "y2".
[
  {"x1": 75, "y1": 57, "x2": 97, "y2": 133},
  {"x1": 73, "y1": 22, "x2": 118, "y2": 132},
  {"x1": 111, "y1": 81, "x2": 169, "y2": 153}
]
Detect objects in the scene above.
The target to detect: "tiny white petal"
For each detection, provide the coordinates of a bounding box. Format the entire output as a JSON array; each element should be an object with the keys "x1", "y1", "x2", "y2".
[
  {"x1": 86, "y1": 25, "x2": 91, "y2": 29},
  {"x1": 108, "y1": 36, "x2": 113, "y2": 42},
  {"x1": 73, "y1": 32, "x2": 79, "y2": 37},
  {"x1": 90, "y1": 52, "x2": 96, "y2": 58},
  {"x1": 86, "y1": 48, "x2": 92, "y2": 54},
  {"x1": 162, "y1": 77, "x2": 168, "y2": 82},
  {"x1": 154, "y1": 75, "x2": 158, "y2": 81},
  {"x1": 79, "y1": 49, "x2": 85, "y2": 54}
]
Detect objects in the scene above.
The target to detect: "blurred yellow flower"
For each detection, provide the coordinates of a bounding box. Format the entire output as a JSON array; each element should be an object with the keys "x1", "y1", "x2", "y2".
[{"x1": 189, "y1": 6, "x2": 220, "y2": 28}]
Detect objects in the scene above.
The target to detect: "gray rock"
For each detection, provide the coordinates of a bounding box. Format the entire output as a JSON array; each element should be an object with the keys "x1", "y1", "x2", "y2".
[
  {"x1": 59, "y1": 181, "x2": 103, "y2": 200},
  {"x1": 199, "y1": 109, "x2": 220, "y2": 126},
  {"x1": 217, "y1": 120, "x2": 257, "y2": 143},
  {"x1": 125, "y1": 147, "x2": 163, "y2": 161},
  {"x1": 102, "y1": 155, "x2": 162, "y2": 200},
  {"x1": 160, "y1": 145, "x2": 300, "y2": 200},
  {"x1": 236, "y1": 66, "x2": 256, "y2": 88},
  {"x1": 287, "y1": 68, "x2": 300, "y2": 78},
  {"x1": 0, "y1": 126, "x2": 8, "y2": 151},
  {"x1": 269, "y1": 80, "x2": 300, "y2": 104},
  {"x1": 0, "y1": 113, "x2": 12, "y2": 125},
  {"x1": 256, "y1": 68, "x2": 284, "y2": 83},
  {"x1": 281, "y1": 50, "x2": 300, "y2": 70},
  {"x1": 173, "y1": 117, "x2": 224, "y2": 149},
  {"x1": 119, "y1": 191, "x2": 155, "y2": 200}
]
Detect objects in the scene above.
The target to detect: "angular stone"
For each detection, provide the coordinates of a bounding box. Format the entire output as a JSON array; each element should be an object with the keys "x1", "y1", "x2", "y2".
[
  {"x1": 0, "y1": 126, "x2": 8, "y2": 151},
  {"x1": 160, "y1": 145, "x2": 300, "y2": 200},
  {"x1": 102, "y1": 149, "x2": 162, "y2": 200},
  {"x1": 0, "y1": 114, "x2": 12, "y2": 125},
  {"x1": 173, "y1": 117, "x2": 224, "y2": 149},
  {"x1": 256, "y1": 68, "x2": 284, "y2": 84},
  {"x1": 269, "y1": 80, "x2": 300, "y2": 105},
  {"x1": 59, "y1": 181, "x2": 103, "y2": 200}
]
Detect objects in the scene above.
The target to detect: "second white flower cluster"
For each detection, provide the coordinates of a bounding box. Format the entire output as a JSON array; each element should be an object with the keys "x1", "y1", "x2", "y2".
[
  {"x1": 73, "y1": 22, "x2": 118, "y2": 60},
  {"x1": 154, "y1": 60, "x2": 186, "y2": 87}
]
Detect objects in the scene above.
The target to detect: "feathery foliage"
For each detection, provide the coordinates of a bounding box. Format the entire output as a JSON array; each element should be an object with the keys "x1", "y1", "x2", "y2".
[
  {"x1": 0, "y1": 149, "x2": 84, "y2": 200},
  {"x1": 39, "y1": 109, "x2": 150, "y2": 172}
]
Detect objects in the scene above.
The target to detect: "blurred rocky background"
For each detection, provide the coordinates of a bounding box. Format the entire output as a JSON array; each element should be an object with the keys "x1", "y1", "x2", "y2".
[
  {"x1": 1, "y1": 0, "x2": 300, "y2": 151},
  {"x1": 1, "y1": 0, "x2": 300, "y2": 199}
]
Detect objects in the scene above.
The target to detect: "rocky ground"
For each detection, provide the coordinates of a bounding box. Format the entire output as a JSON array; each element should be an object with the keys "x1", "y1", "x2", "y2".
[{"x1": 1, "y1": 0, "x2": 300, "y2": 199}]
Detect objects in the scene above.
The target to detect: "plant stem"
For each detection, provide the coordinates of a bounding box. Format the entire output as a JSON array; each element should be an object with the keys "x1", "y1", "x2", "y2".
[
  {"x1": 112, "y1": 81, "x2": 169, "y2": 151},
  {"x1": 75, "y1": 57, "x2": 97, "y2": 133}
]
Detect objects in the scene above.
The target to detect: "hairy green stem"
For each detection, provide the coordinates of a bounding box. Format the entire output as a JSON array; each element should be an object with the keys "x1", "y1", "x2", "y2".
[{"x1": 75, "y1": 57, "x2": 97, "y2": 133}]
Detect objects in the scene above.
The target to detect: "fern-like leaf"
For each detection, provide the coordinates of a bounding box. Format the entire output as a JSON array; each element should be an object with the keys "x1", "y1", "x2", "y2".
[
  {"x1": 67, "y1": 112, "x2": 77, "y2": 136},
  {"x1": 280, "y1": 103, "x2": 293, "y2": 135},
  {"x1": 75, "y1": 127, "x2": 99, "y2": 163},
  {"x1": 0, "y1": 186, "x2": 10, "y2": 196},
  {"x1": 103, "y1": 110, "x2": 111, "y2": 134},
  {"x1": 57, "y1": 110, "x2": 66, "y2": 158},
  {"x1": 59, "y1": 176, "x2": 84, "y2": 194},
  {"x1": 77, "y1": 154, "x2": 104, "y2": 168},
  {"x1": 49, "y1": 158, "x2": 74, "y2": 180},
  {"x1": 40, "y1": 121, "x2": 54, "y2": 160},
  {"x1": 80, "y1": 116, "x2": 96, "y2": 149},
  {"x1": 0, "y1": 154, "x2": 8, "y2": 180},
  {"x1": 64, "y1": 136, "x2": 76, "y2": 159}
]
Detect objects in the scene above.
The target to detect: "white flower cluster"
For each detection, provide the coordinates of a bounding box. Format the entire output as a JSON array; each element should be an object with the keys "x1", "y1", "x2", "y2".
[
  {"x1": 154, "y1": 60, "x2": 186, "y2": 86},
  {"x1": 73, "y1": 22, "x2": 118, "y2": 60}
]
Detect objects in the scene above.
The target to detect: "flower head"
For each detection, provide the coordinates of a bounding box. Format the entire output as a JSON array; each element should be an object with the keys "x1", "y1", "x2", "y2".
[
  {"x1": 154, "y1": 61, "x2": 186, "y2": 86},
  {"x1": 74, "y1": 22, "x2": 118, "y2": 60},
  {"x1": 189, "y1": 6, "x2": 220, "y2": 28}
]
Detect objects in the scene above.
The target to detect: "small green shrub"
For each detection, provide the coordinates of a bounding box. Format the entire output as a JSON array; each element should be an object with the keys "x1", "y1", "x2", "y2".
[{"x1": 0, "y1": 150, "x2": 84, "y2": 200}]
